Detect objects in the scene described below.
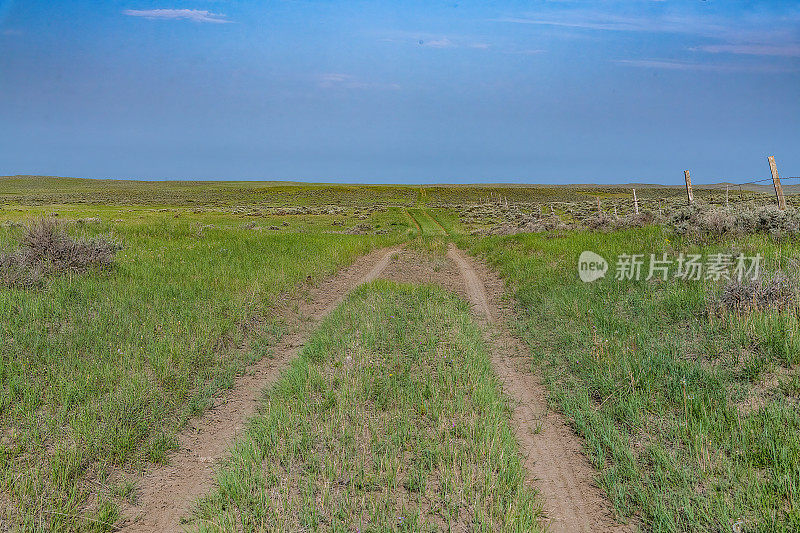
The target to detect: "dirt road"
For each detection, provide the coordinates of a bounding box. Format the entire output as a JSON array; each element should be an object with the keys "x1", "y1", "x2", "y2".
[
  {"x1": 119, "y1": 246, "x2": 401, "y2": 532},
  {"x1": 121, "y1": 243, "x2": 630, "y2": 532}
]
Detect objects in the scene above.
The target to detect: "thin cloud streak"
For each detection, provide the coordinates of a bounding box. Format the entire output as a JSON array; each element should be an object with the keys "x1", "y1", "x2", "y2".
[
  {"x1": 123, "y1": 9, "x2": 231, "y2": 24},
  {"x1": 497, "y1": 9, "x2": 800, "y2": 67},
  {"x1": 615, "y1": 59, "x2": 795, "y2": 74},
  {"x1": 509, "y1": 49, "x2": 546, "y2": 56},
  {"x1": 491, "y1": 13, "x2": 729, "y2": 36},
  {"x1": 697, "y1": 43, "x2": 800, "y2": 58},
  {"x1": 318, "y1": 73, "x2": 400, "y2": 90},
  {"x1": 491, "y1": 10, "x2": 800, "y2": 44},
  {"x1": 379, "y1": 30, "x2": 490, "y2": 50},
  {"x1": 421, "y1": 37, "x2": 454, "y2": 48}
]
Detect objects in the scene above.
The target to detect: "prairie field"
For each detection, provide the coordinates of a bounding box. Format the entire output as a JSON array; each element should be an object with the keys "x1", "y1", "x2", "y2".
[
  {"x1": 465, "y1": 229, "x2": 800, "y2": 531},
  {"x1": 1, "y1": 176, "x2": 799, "y2": 532}
]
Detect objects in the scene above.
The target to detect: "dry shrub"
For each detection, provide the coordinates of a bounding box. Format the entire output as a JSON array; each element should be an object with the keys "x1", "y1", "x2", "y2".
[
  {"x1": 487, "y1": 214, "x2": 571, "y2": 235},
  {"x1": 0, "y1": 218, "x2": 120, "y2": 288},
  {"x1": 669, "y1": 205, "x2": 800, "y2": 240},
  {"x1": 0, "y1": 249, "x2": 47, "y2": 288},
  {"x1": 587, "y1": 210, "x2": 656, "y2": 232},
  {"x1": 734, "y1": 206, "x2": 800, "y2": 238},
  {"x1": 586, "y1": 213, "x2": 616, "y2": 231},
  {"x1": 616, "y1": 209, "x2": 656, "y2": 229},
  {"x1": 714, "y1": 274, "x2": 796, "y2": 313},
  {"x1": 345, "y1": 223, "x2": 373, "y2": 234}
]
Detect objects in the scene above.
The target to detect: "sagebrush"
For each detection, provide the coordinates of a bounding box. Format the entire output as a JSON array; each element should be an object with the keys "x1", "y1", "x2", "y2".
[{"x1": 0, "y1": 218, "x2": 120, "y2": 288}]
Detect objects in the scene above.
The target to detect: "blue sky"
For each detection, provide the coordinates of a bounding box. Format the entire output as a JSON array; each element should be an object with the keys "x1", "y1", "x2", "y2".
[{"x1": 0, "y1": 1, "x2": 798, "y2": 184}]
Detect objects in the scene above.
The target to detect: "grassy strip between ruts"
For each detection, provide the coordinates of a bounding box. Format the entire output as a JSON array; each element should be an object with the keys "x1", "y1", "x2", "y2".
[
  {"x1": 191, "y1": 282, "x2": 541, "y2": 532},
  {"x1": 407, "y1": 209, "x2": 448, "y2": 237},
  {"x1": 464, "y1": 227, "x2": 800, "y2": 532},
  {"x1": 0, "y1": 214, "x2": 405, "y2": 531}
]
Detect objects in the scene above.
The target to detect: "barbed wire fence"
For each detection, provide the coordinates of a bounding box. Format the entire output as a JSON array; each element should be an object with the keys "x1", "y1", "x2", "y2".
[
  {"x1": 465, "y1": 156, "x2": 794, "y2": 223},
  {"x1": 587, "y1": 156, "x2": 797, "y2": 219}
]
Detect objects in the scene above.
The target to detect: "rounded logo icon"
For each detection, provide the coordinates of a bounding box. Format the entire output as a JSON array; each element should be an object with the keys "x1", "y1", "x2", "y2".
[{"x1": 578, "y1": 251, "x2": 608, "y2": 282}]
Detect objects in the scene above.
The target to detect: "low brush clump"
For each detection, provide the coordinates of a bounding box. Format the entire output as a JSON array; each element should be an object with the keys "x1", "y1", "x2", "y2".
[
  {"x1": 669, "y1": 204, "x2": 800, "y2": 240},
  {"x1": 0, "y1": 218, "x2": 120, "y2": 288},
  {"x1": 586, "y1": 210, "x2": 656, "y2": 232},
  {"x1": 713, "y1": 274, "x2": 796, "y2": 314},
  {"x1": 485, "y1": 213, "x2": 571, "y2": 235}
]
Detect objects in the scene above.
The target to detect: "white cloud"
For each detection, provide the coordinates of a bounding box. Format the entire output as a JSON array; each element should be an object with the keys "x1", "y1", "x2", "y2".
[
  {"x1": 318, "y1": 73, "x2": 400, "y2": 90},
  {"x1": 123, "y1": 9, "x2": 231, "y2": 24},
  {"x1": 696, "y1": 44, "x2": 800, "y2": 58},
  {"x1": 421, "y1": 37, "x2": 455, "y2": 48},
  {"x1": 615, "y1": 59, "x2": 794, "y2": 74}
]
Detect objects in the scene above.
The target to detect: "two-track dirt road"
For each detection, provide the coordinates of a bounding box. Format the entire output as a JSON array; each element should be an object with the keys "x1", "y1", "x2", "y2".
[{"x1": 121, "y1": 244, "x2": 631, "y2": 532}]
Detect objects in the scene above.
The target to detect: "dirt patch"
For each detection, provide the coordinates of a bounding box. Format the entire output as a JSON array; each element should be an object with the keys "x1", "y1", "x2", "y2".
[
  {"x1": 737, "y1": 365, "x2": 799, "y2": 415},
  {"x1": 118, "y1": 245, "x2": 402, "y2": 532},
  {"x1": 447, "y1": 245, "x2": 633, "y2": 533},
  {"x1": 378, "y1": 247, "x2": 466, "y2": 299}
]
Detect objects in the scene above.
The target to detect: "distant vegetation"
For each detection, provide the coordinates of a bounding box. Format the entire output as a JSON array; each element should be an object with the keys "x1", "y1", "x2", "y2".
[
  {"x1": 0, "y1": 175, "x2": 770, "y2": 209},
  {"x1": 0, "y1": 176, "x2": 417, "y2": 207}
]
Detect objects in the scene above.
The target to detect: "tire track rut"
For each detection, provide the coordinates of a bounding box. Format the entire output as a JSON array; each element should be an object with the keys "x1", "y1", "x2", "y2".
[
  {"x1": 447, "y1": 244, "x2": 632, "y2": 533},
  {"x1": 119, "y1": 245, "x2": 402, "y2": 532}
]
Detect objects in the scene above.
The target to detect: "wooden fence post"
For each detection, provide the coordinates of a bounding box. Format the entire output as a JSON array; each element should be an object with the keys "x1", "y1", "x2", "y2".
[
  {"x1": 684, "y1": 170, "x2": 694, "y2": 205},
  {"x1": 633, "y1": 188, "x2": 639, "y2": 214},
  {"x1": 768, "y1": 156, "x2": 787, "y2": 210},
  {"x1": 725, "y1": 185, "x2": 729, "y2": 209},
  {"x1": 596, "y1": 196, "x2": 601, "y2": 215}
]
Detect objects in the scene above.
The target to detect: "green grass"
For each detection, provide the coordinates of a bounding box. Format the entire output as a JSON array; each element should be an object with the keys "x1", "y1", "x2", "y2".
[
  {"x1": 407, "y1": 209, "x2": 447, "y2": 236},
  {"x1": 191, "y1": 282, "x2": 541, "y2": 532},
  {"x1": 0, "y1": 177, "x2": 417, "y2": 207},
  {"x1": 464, "y1": 227, "x2": 800, "y2": 532},
  {"x1": 426, "y1": 209, "x2": 465, "y2": 235},
  {"x1": 0, "y1": 210, "x2": 409, "y2": 530},
  {"x1": 5, "y1": 175, "x2": 800, "y2": 531}
]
